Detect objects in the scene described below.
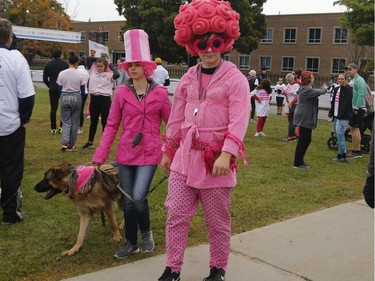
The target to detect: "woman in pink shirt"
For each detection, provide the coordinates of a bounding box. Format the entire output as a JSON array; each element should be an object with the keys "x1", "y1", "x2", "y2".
[
  {"x1": 92, "y1": 29, "x2": 171, "y2": 260},
  {"x1": 82, "y1": 56, "x2": 119, "y2": 149},
  {"x1": 158, "y1": 1, "x2": 250, "y2": 280}
]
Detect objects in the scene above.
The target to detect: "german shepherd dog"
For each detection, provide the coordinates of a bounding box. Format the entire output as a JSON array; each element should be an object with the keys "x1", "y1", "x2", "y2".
[{"x1": 34, "y1": 162, "x2": 124, "y2": 256}]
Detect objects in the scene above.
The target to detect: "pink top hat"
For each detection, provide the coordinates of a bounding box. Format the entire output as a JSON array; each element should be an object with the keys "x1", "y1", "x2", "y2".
[{"x1": 122, "y1": 29, "x2": 156, "y2": 75}]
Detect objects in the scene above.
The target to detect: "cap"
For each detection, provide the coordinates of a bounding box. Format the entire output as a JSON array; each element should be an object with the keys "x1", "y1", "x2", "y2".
[
  {"x1": 260, "y1": 65, "x2": 267, "y2": 71},
  {"x1": 345, "y1": 63, "x2": 358, "y2": 70},
  {"x1": 155, "y1": 57, "x2": 162, "y2": 64}
]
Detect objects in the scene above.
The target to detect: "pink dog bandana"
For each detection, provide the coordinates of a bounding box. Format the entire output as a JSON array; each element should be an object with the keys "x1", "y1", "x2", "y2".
[{"x1": 75, "y1": 166, "x2": 96, "y2": 191}]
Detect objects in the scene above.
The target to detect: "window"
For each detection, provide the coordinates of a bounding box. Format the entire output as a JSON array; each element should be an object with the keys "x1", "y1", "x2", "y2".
[
  {"x1": 103, "y1": 31, "x2": 109, "y2": 43},
  {"x1": 261, "y1": 28, "x2": 273, "y2": 44},
  {"x1": 259, "y1": 56, "x2": 271, "y2": 70},
  {"x1": 118, "y1": 31, "x2": 124, "y2": 43},
  {"x1": 238, "y1": 55, "x2": 250, "y2": 70},
  {"x1": 334, "y1": 28, "x2": 348, "y2": 44},
  {"x1": 284, "y1": 28, "x2": 297, "y2": 43},
  {"x1": 80, "y1": 31, "x2": 86, "y2": 43},
  {"x1": 282, "y1": 57, "x2": 295, "y2": 72},
  {"x1": 89, "y1": 31, "x2": 109, "y2": 44},
  {"x1": 306, "y1": 57, "x2": 319, "y2": 73},
  {"x1": 331, "y1": 59, "x2": 346, "y2": 73},
  {"x1": 223, "y1": 54, "x2": 230, "y2": 61},
  {"x1": 308, "y1": 28, "x2": 321, "y2": 44}
]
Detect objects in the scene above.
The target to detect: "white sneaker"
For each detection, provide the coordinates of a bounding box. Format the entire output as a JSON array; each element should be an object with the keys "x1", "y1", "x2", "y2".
[
  {"x1": 77, "y1": 128, "x2": 83, "y2": 134},
  {"x1": 259, "y1": 132, "x2": 266, "y2": 137},
  {"x1": 254, "y1": 132, "x2": 260, "y2": 137}
]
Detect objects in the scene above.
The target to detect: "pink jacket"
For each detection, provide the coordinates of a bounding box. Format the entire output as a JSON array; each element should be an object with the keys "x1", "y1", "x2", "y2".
[
  {"x1": 92, "y1": 81, "x2": 171, "y2": 165},
  {"x1": 163, "y1": 61, "x2": 250, "y2": 188}
]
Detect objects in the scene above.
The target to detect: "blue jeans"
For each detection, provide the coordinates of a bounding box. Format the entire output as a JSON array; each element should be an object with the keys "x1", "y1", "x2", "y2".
[
  {"x1": 334, "y1": 118, "x2": 349, "y2": 156},
  {"x1": 118, "y1": 164, "x2": 157, "y2": 245}
]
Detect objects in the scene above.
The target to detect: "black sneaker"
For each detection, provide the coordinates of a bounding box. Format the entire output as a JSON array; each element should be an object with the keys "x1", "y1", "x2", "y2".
[
  {"x1": 113, "y1": 242, "x2": 139, "y2": 259},
  {"x1": 293, "y1": 164, "x2": 310, "y2": 170},
  {"x1": 203, "y1": 267, "x2": 226, "y2": 281},
  {"x1": 3, "y1": 212, "x2": 28, "y2": 225},
  {"x1": 82, "y1": 142, "x2": 94, "y2": 149},
  {"x1": 158, "y1": 267, "x2": 181, "y2": 281},
  {"x1": 347, "y1": 150, "x2": 362, "y2": 159}
]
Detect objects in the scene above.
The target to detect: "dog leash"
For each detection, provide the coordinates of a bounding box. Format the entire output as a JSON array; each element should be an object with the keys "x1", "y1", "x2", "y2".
[{"x1": 117, "y1": 174, "x2": 169, "y2": 203}]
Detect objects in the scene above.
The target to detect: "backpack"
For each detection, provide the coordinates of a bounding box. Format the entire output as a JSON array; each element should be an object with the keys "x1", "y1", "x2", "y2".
[
  {"x1": 248, "y1": 77, "x2": 256, "y2": 91},
  {"x1": 365, "y1": 84, "x2": 374, "y2": 113}
]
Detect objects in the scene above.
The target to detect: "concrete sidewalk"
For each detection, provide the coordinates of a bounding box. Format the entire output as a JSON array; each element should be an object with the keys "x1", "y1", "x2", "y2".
[{"x1": 63, "y1": 200, "x2": 374, "y2": 281}]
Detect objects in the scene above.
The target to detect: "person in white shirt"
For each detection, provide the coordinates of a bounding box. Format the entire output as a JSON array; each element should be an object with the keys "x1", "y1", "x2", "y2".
[
  {"x1": 251, "y1": 79, "x2": 273, "y2": 137},
  {"x1": 0, "y1": 18, "x2": 35, "y2": 224},
  {"x1": 56, "y1": 52, "x2": 86, "y2": 151},
  {"x1": 152, "y1": 58, "x2": 170, "y2": 86},
  {"x1": 275, "y1": 77, "x2": 286, "y2": 115}
]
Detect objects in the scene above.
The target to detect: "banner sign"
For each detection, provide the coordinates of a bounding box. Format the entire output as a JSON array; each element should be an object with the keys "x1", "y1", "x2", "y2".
[
  {"x1": 88, "y1": 40, "x2": 109, "y2": 57},
  {"x1": 13, "y1": 26, "x2": 81, "y2": 44}
]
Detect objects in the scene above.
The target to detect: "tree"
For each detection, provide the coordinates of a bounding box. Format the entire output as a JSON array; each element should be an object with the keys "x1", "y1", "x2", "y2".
[
  {"x1": 113, "y1": 0, "x2": 267, "y2": 64},
  {"x1": 334, "y1": 0, "x2": 374, "y2": 46},
  {"x1": 334, "y1": 0, "x2": 374, "y2": 79},
  {"x1": 3, "y1": 0, "x2": 74, "y2": 60}
]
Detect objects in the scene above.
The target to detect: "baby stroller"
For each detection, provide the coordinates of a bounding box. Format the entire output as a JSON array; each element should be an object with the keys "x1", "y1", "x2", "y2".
[{"x1": 327, "y1": 110, "x2": 373, "y2": 152}]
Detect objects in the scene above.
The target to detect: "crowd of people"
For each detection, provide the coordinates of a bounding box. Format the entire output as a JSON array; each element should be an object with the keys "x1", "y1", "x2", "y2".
[{"x1": 0, "y1": 0, "x2": 373, "y2": 279}]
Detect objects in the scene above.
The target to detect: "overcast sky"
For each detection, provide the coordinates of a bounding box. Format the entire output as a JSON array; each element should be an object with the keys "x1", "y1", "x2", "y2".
[{"x1": 58, "y1": 0, "x2": 347, "y2": 22}]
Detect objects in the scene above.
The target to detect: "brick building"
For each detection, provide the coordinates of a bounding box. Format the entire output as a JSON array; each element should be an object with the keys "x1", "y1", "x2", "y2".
[{"x1": 65, "y1": 13, "x2": 373, "y2": 85}]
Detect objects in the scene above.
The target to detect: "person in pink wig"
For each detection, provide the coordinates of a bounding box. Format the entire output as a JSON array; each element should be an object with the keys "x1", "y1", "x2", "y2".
[
  {"x1": 158, "y1": 1, "x2": 250, "y2": 280},
  {"x1": 92, "y1": 29, "x2": 171, "y2": 259}
]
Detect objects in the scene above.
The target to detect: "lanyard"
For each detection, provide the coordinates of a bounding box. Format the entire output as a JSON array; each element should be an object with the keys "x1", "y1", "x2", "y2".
[{"x1": 194, "y1": 60, "x2": 223, "y2": 116}]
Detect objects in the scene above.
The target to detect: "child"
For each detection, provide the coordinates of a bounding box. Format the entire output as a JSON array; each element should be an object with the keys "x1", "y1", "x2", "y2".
[
  {"x1": 275, "y1": 77, "x2": 286, "y2": 115},
  {"x1": 251, "y1": 79, "x2": 273, "y2": 137}
]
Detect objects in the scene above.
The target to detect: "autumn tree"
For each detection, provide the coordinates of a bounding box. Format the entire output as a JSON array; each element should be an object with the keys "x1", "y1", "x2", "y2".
[
  {"x1": 3, "y1": 0, "x2": 73, "y2": 60},
  {"x1": 114, "y1": 0, "x2": 267, "y2": 64}
]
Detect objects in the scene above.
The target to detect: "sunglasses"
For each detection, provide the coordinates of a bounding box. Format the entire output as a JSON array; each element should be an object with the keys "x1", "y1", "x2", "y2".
[{"x1": 193, "y1": 36, "x2": 225, "y2": 53}]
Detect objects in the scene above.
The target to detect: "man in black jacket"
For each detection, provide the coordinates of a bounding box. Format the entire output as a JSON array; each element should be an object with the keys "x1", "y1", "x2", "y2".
[{"x1": 43, "y1": 49, "x2": 68, "y2": 134}]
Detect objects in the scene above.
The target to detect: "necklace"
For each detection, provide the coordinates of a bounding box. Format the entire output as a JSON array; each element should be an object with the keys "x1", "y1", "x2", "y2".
[{"x1": 135, "y1": 83, "x2": 149, "y2": 101}]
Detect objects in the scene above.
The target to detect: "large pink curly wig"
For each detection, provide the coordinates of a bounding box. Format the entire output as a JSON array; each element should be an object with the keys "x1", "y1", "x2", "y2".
[{"x1": 174, "y1": 0, "x2": 240, "y2": 56}]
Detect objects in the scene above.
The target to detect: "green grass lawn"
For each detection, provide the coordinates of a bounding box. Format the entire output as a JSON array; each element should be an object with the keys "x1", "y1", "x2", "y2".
[{"x1": 0, "y1": 88, "x2": 369, "y2": 281}]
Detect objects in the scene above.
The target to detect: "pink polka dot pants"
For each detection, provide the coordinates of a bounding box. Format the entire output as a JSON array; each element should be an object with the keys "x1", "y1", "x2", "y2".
[{"x1": 164, "y1": 171, "x2": 232, "y2": 272}]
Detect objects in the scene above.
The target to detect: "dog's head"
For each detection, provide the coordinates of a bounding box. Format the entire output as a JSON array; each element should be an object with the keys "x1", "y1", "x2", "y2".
[{"x1": 34, "y1": 163, "x2": 73, "y2": 199}]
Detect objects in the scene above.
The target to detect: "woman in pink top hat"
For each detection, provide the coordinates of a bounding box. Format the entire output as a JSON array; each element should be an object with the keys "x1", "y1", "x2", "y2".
[
  {"x1": 158, "y1": 1, "x2": 250, "y2": 280},
  {"x1": 92, "y1": 29, "x2": 171, "y2": 259}
]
